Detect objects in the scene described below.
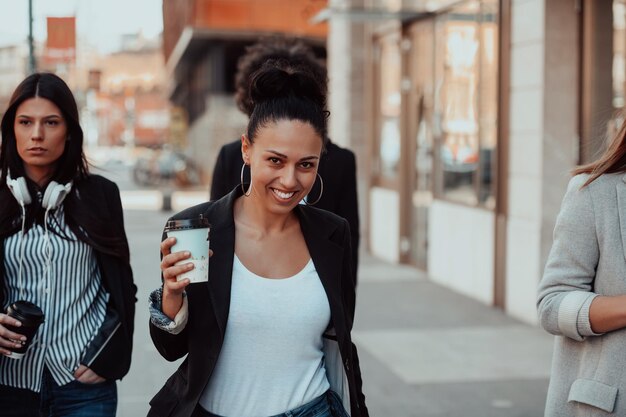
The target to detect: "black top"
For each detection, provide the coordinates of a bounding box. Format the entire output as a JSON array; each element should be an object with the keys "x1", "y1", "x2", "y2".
[
  {"x1": 210, "y1": 139, "x2": 360, "y2": 280},
  {"x1": 148, "y1": 187, "x2": 368, "y2": 417},
  {"x1": 0, "y1": 175, "x2": 137, "y2": 380}
]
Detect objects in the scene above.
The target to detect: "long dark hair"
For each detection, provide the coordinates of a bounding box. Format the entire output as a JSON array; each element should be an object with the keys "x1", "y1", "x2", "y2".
[
  {"x1": 0, "y1": 73, "x2": 128, "y2": 262},
  {"x1": 574, "y1": 115, "x2": 626, "y2": 187},
  {"x1": 0, "y1": 72, "x2": 89, "y2": 184}
]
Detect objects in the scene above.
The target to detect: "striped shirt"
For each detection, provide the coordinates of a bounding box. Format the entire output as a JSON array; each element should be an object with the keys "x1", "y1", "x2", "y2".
[{"x1": 1, "y1": 205, "x2": 108, "y2": 392}]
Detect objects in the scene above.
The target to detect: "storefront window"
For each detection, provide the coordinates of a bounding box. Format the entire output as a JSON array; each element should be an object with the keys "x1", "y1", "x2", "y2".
[
  {"x1": 478, "y1": 0, "x2": 498, "y2": 208},
  {"x1": 581, "y1": 0, "x2": 624, "y2": 162},
  {"x1": 615, "y1": 1, "x2": 625, "y2": 109},
  {"x1": 613, "y1": 1, "x2": 626, "y2": 134},
  {"x1": 433, "y1": 0, "x2": 498, "y2": 207},
  {"x1": 375, "y1": 33, "x2": 402, "y2": 182}
]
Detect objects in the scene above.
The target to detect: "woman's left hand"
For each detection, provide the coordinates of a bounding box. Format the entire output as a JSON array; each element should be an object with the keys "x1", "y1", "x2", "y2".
[{"x1": 74, "y1": 364, "x2": 106, "y2": 384}]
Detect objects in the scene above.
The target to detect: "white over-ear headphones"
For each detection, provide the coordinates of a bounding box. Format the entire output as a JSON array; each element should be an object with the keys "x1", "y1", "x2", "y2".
[
  {"x1": 6, "y1": 171, "x2": 72, "y2": 209},
  {"x1": 5, "y1": 170, "x2": 73, "y2": 301}
]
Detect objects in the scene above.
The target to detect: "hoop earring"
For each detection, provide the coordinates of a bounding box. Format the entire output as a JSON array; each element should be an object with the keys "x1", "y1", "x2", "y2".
[
  {"x1": 305, "y1": 173, "x2": 323, "y2": 206},
  {"x1": 240, "y1": 163, "x2": 251, "y2": 197}
]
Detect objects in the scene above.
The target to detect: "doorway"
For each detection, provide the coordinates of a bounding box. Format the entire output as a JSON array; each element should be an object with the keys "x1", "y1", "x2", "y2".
[
  {"x1": 580, "y1": 0, "x2": 625, "y2": 163},
  {"x1": 404, "y1": 19, "x2": 436, "y2": 269}
]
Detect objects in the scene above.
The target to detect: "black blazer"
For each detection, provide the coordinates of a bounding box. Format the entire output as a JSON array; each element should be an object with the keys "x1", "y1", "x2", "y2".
[
  {"x1": 148, "y1": 187, "x2": 368, "y2": 417},
  {"x1": 210, "y1": 139, "x2": 360, "y2": 279},
  {"x1": 0, "y1": 175, "x2": 136, "y2": 380}
]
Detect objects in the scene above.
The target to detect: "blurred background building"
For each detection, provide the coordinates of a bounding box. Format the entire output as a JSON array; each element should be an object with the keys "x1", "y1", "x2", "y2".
[
  {"x1": 323, "y1": 0, "x2": 625, "y2": 325},
  {"x1": 88, "y1": 32, "x2": 170, "y2": 148},
  {"x1": 161, "y1": 0, "x2": 328, "y2": 183},
  {"x1": 163, "y1": 0, "x2": 626, "y2": 325},
  {"x1": 0, "y1": 16, "x2": 169, "y2": 149},
  {"x1": 2, "y1": 0, "x2": 623, "y2": 326}
]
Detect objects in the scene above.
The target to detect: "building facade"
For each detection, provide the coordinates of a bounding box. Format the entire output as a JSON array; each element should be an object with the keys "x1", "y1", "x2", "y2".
[
  {"x1": 161, "y1": 0, "x2": 621, "y2": 324},
  {"x1": 92, "y1": 35, "x2": 170, "y2": 148},
  {"x1": 327, "y1": 0, "x2": 621, "y2": 324},
  {"x1": 161, "y1": 0, "x2": 328, "y2": 183},
  {"x1": 0, "y1": 45, "x2": 28, "y2": 112}
]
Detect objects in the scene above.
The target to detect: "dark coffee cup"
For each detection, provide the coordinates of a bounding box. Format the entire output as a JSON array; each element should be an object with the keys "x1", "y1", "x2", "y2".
[{"x1": 4, "y1": 300, "x2": 44, "y2": 359}]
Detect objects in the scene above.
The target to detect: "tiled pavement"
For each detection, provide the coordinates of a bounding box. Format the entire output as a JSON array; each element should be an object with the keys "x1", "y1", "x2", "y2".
[
  {"x1": 116, "y1": 205, "x2": 554, "y2": 417},
  {"x1": 354, "y1": 256, "x2": 554, "y2": 417}
]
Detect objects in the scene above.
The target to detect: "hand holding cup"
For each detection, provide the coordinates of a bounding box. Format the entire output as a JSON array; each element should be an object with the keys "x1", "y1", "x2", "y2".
[
  {"x1": 0, "y1": 314, "x2": 27, "y2": 356},
  {"x1": 160, "y1": 237, "x2": 194, "y2": 295},
  {"x1": 164, "y1": 217, "x2": 210, "y2": 285},
  {"x1": 0, "y1": 301, "x2": 44, "y2": 359},
  {"x1": 160, "y1": 236, "x2": 213, "y2": 319},
  {"x1": 160, "y1": 216, "x2": 211, "y2": 319}
]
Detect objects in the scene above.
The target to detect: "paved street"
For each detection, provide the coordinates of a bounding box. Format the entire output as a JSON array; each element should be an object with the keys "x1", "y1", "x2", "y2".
[{"x1": 112, "y1": 186, "x2": 554, "y2": 417}]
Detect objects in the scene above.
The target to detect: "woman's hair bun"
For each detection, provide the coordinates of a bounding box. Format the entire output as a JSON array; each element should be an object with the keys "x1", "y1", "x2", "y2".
[{"x1": 249, "y1": 63, "x2": 325, "y2": 108}]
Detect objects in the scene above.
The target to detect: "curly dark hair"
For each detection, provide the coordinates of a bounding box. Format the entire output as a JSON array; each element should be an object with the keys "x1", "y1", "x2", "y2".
[
  {"x1": 235, "y1": 37, "x2": 327, "y2": 117},
  {"x1": 247, "y1": 63, "x2": 329, "y2": 147}
]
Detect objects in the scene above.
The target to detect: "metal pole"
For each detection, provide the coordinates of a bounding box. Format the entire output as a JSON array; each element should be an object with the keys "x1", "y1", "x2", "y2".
[{"x1": 28, "y1": 0, "x2": 36, "y2": 73}]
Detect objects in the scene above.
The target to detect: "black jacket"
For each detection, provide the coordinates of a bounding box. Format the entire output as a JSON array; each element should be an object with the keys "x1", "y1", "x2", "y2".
[
  {"x1": 148, "y1": 187, "x2": 368, "y2": 417},
  {"x1": 0, "y1": 175, "x2": 136, "y2": 380},
  {"x1": 210, "y1": 139, "x2": 360, "y2": 279}
]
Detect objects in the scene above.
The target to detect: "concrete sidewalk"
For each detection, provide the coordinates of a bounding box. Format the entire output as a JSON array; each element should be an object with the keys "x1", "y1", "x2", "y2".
[
  {"x1": 116, "y1": 207, "x2": 554, "y2": 417},
  {"x1": 354, "y1": 255, "x2": 554, "y2": 417}
]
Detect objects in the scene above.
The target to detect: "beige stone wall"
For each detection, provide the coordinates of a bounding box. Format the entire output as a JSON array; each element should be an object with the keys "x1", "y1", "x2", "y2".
[
  {"x1": 186, "y1": 93, "x2": 247, "y2": 186},
  {"x1": 505, "y1": 0, "x2": 580, "y2": 324}
]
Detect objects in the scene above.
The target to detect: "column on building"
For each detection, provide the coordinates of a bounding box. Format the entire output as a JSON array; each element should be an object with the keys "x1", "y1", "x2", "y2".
[
  {"x1": 328, "y1": 0, "x2": 369, "y2": 250},
  {"x1": 505, "y1": 0, "x2": 579, "y2": 323}
]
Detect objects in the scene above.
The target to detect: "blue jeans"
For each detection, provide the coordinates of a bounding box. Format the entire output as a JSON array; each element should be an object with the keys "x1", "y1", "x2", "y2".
[
  {"x1": 193, "y1": 390, "x2": 349, "y2": 417},
  {"x1": 0, "y1": 368, "x2": 117, "y2": 417}
]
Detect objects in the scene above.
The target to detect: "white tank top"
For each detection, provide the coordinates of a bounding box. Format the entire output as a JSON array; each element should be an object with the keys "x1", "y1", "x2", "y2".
[{"x1": 198, "y1": 255, "x2": 331, "y2": 417}]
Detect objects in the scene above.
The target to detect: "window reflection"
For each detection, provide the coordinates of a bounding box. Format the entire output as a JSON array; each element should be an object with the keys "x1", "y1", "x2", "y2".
[
  {"x1": 479, "y1": 0, "x2": 498, "y2": 208},
  {"x1": 377, "y1": 34, "x2": 402, "y2": 180},
  {"x1": 408, "y1": 19, "x2": 435, "y2": 268},
  {"x1": 612, "y1": 1, "x2": 626, "y2": 139},
  {"x1": 614, "y1": 1, "x2": 625, "y2": 109},
  {"x1": 434, "y1": 1, "x2": 498, "y2": 207}
]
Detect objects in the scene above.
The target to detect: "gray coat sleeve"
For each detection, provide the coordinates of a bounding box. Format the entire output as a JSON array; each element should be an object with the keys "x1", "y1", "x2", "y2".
[{"x1": 537, "y1": 175, "x2": 603, "y2": 341}]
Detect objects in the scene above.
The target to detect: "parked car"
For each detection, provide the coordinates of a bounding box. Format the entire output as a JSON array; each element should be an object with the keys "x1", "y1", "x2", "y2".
[
  {"x1": 440, "y1": 141, "x2": 477, "y2": 187},
  {"x1": 132, "y1": 147, "x2": 202, "y2": 187}
]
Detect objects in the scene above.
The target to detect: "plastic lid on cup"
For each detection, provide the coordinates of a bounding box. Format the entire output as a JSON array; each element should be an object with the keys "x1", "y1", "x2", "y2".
[
  {"x1": 7, "y1": 300, "x2": 45, "y2": 325},
  {"x1": 165, "y1": 215, "x2": 210, "y2": 232}
]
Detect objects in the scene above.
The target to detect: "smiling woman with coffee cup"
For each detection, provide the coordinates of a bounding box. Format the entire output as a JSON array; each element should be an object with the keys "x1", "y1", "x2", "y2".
[
  {"x1": 148, "y1": 62, "x2": 369, "y2": 417},
  {"x1": 0, "y1": 73, "x2": 137, "y2": 417}
]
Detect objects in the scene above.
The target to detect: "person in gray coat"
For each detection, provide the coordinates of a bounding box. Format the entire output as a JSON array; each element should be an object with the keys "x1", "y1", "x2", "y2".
[{"x1": 538, "y1": 121, "x2": 626, "y2": 416}]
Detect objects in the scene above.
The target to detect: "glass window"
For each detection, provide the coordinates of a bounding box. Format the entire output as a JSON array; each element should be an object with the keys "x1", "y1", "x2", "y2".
[
  {"x1": 612, "y1": 0, "x2": 626, "y2": 136},
  {"x1": 433, "y1": 0, "x2": 498, "y2": 207},
  {"x1": 408, "y1": 19, "x2": 436, "y2": 269},
  {"x1": 614, "y1": 1, "x2": 625, "y2": 109},
  {"x1": 478, "y1": 0, "x2": 499, "y2": 208},
  {"x1": 581, "y1": 0, "x2": 622, "y2": 162},
  {"x1": 374, "y1": 33, "x2": 402, "y2": 182}
]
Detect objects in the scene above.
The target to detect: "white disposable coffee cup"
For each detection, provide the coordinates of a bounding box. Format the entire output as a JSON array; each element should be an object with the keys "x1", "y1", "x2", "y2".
[{"x1": 165, "y1": 216, "x2": 210, "y2": 283}]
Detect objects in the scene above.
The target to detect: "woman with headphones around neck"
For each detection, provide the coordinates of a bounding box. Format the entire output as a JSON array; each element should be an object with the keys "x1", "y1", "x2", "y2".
[
  {"x1": 0, "y1": 73, "x2": 136, "y2": 417},
  {"x1": 148, "y1": 62, "x2": 368, "y2": 417}
]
